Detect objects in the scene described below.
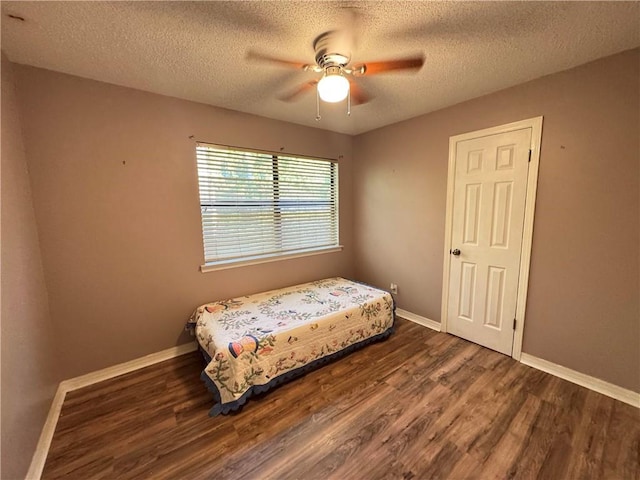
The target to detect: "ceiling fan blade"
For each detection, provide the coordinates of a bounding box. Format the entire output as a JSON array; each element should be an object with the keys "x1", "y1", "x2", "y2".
[
  {"x1": 278, "y1": 80, "x2": 318, "y2": 102},
  {"x1": 349, "y1": 80, "x2": 370, "y2": 106},
  {"x1": 246, "y1": 50, "x2": 311, "y2": 70},
  {"x1": 353, "y1": 55, "x2": 425, "y2": 76}
]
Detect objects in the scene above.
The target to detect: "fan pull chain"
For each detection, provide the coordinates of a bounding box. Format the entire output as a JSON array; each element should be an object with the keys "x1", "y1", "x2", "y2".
[
  {"x1": 347, "y1": 88, "x2": 351, "y2": 116},
  {"x1": 315, "y1": 88, "x2": 321, "y2": 121}
]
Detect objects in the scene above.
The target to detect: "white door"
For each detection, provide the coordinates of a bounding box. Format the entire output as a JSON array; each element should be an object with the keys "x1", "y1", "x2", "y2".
[{"x1": 446, "y1": 127, "x2": 532, "y2": 355}]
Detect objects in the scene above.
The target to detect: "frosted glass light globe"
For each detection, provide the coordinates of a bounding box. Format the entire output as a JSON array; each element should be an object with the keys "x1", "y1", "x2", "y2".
[{"x1": 317, "y1": 74, "x2": 349, "y2": 103}]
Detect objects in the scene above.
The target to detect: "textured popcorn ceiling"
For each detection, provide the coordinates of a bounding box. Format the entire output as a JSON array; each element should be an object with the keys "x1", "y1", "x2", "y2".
[{"x1": 1, "y1": 1, "x2": 638, "y2": 135}]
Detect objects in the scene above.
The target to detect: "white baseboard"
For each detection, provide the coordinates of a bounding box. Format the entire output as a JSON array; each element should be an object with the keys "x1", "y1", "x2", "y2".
[
  {"x1": 26, "y1": 342, "x2": 198, "y2": 480},
  {"x1": 520, "y1": 353, "x2": 640, "y2": 408},
  {"x1": 396, "y1": 309, "x2": 638, "y2": 409},
  {"x1": 25, "y1": 384, "x2": 66, "y2": 480},
  {"x1": 61, "y1": 342, "x2": 198, "y2": 392},
  {"x1": 396, "y1": 308, "x2": 441, "y2": 332}
]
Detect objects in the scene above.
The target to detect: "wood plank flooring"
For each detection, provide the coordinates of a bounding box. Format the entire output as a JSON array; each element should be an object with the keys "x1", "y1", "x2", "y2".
[{"x1": 42, "y1": 318, "x2": 639, "y2": 479}]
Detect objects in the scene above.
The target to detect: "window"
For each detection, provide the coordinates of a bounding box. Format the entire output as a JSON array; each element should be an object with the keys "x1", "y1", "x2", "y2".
[{"x1": 196, "y1": 143, "x2": 339, "y2": 269}]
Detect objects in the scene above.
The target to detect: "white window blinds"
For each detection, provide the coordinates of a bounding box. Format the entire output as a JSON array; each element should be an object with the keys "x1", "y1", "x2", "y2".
[{"x1": 196, "y1": 143, "x2": 339, "y2": 266}]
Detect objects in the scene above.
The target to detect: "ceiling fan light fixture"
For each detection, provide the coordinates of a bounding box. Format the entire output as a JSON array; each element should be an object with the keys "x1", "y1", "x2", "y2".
[{"x1": 317, "y1": 69, "x2": 349, "y2": 103}]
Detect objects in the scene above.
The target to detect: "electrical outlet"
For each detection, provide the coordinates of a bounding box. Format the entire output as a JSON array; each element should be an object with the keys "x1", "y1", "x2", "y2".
[{"x1": 390, "y1": 283, "x2": 398, "y2": 294}]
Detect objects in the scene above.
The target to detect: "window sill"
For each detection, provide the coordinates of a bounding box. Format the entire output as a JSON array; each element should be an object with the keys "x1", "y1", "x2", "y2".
[{"x1": 200, "y1": 245, "x2": 344, "y2": 273}]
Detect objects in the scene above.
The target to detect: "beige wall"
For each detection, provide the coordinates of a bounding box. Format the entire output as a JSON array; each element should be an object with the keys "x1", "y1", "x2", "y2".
[
  {"x1": 15, "y1": 65, "x2": 354, "y2": 380},
  {"x1": 1, "y1": 54, "x2": 61, "y2": 479},
  {"x1": 7, "y1": 47, "x2": 638, "y2": 415},
  {"x1": 353, "y1": 48, "x2": 640, "y2": 392}
]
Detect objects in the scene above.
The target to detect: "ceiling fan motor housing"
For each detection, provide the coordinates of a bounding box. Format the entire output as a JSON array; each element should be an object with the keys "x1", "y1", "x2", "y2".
[{"x1": 313, "y1": 31, "x2": 351, "y2": 68}]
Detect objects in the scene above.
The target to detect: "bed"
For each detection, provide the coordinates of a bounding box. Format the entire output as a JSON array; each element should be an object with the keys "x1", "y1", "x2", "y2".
[{"x1": 187, "y1": 277, "x2": 395, "y2": 416}]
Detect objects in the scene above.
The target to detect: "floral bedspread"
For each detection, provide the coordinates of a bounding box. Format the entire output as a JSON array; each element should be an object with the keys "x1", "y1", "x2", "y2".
[{"x1": 188, "y1": 277, "x2": 394, "y2": 414}]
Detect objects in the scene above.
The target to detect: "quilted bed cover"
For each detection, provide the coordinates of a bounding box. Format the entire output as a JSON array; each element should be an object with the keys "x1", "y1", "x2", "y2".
[{"x1": 188, "y1": 277, "x2": 395, "y2": 415}]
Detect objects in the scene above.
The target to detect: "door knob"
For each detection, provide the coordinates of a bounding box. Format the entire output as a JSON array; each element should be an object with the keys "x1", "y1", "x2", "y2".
[{"x1": 451, "y1": 249, "x2": 461, "y2": 256}]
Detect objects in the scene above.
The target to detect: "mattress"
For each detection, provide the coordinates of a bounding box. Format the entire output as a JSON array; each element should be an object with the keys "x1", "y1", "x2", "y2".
[{"x1": 188, "y1": 277, "x2": 395, "y2": 415}]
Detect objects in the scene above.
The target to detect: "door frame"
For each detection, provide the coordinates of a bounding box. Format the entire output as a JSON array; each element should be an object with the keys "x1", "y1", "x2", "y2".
[{"x1": 440, "y1": 116, "x2": 543, "y2": 360}]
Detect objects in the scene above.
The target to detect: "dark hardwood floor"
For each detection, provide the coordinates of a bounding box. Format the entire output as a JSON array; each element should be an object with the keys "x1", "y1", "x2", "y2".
[{"x1": 43, "y1": 318, "x2": 639, "y2": 479}]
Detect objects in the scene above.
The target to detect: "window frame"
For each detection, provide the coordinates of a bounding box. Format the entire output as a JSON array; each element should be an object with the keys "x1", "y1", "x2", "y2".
[{"x1": 195, "y1": 142, "x2": 342, "y2": 272}]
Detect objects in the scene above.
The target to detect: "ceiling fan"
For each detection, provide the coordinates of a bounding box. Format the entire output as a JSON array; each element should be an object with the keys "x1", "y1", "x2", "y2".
[{"x1": 247, "y1": 28, "x2": 424, "y2": 119}]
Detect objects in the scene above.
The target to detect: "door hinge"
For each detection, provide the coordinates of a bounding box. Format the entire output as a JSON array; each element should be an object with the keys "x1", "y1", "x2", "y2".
[
  {"x1": 513, "y1": 318, "x2": 517, "y2": 330},
  {"x1": 528, "y1": 149, "x2": 532, "y2": 162}
]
